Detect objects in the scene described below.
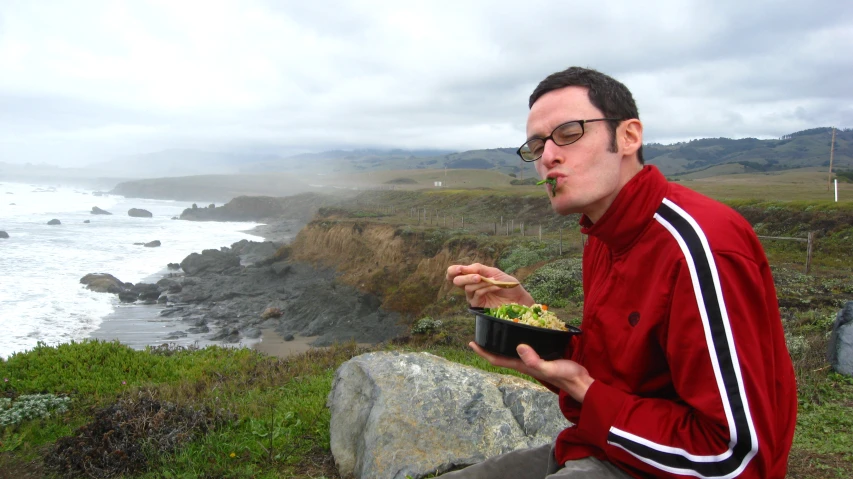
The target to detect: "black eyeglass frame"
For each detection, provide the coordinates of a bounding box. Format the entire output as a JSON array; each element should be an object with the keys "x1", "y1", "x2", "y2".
[{"x1": 516, "y1": 118, "x2": 623, "y2": 162}]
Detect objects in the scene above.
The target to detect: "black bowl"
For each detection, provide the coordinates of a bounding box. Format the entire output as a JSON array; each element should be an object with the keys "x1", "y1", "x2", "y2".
[{"x1": 470, "y1": 307, "x2": 581, "y2": 360}]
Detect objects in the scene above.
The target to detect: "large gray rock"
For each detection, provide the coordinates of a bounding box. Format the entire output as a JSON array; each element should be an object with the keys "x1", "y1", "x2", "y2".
[
  {"x1": 47, "y1": 219, "x2": 61, "y2": 225},
  {"x1": 328, "y1": 352, "x2": 569, "y2": 479},
  {"x1": 80, "y1": 273, "x2": 127, "y2": 293},
  {"x1": 128, "y1": 208, "x2": 153, "y2": 218},
  {"x1": 180, "y1": 249, "x2": 240, "y2": 275},
  {"x1": 0, "y1": 231, "x2": 8, "y2": 239},
  {"x1": 91, "y1": 206, "x2": 112, "y2": 215},
  {"x1": 828, "y1": 301, "x2": 853, "y2": 376},
  {"x1": 229, "y1": 239, "x2": 280, "y2": 265}
]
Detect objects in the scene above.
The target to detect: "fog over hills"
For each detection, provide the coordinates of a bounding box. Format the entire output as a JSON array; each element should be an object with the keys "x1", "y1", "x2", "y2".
[{"x1": 2, "y1": 128, "x2": 849, "y2": 196}]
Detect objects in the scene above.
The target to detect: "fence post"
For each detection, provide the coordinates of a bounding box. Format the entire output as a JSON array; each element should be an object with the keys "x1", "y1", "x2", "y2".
[
  {"x1": 559, "y1": 228, "x2": 563, "y2": 255},
  {"x1": 539, "y1": 224, "x2": 542, "y2": 242},
  {"x1": 461, "y1": 215, "x2": 464, "y2": 230},
  {"x1": 805, "y1": 231, "x2": 814, "y2": 274}
]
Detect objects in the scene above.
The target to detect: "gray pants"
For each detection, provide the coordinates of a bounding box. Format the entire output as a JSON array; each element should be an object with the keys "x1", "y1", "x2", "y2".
[{"x1": 437, "y1": 443, "x2": 631, "y2": 478}]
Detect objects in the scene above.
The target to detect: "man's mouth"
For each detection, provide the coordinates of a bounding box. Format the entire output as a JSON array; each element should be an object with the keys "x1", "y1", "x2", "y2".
[{"x1": 536, "y1": 177, "x2": 558, "y2": 197}]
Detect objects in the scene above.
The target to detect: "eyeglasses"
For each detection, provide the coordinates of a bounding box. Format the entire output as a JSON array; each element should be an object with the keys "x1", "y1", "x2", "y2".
[{"x1": 516, "y1": 118, "x2": 622, "y2": 162}]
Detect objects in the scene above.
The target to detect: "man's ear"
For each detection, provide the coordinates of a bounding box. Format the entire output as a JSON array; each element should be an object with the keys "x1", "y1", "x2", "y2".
[{"x1": 620, "y1": 119, "x2": 643, "y2": 157}]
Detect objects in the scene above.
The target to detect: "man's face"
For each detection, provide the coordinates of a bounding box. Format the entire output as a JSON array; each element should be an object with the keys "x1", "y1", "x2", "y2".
[{"x1": 527, "y1": 86, "x2": 627, "y2": 221}]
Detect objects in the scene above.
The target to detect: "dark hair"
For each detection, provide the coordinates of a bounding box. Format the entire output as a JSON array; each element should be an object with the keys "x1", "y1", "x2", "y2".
[{"x1": 529, "y1": 67, "x2": 643, "y2": 164}]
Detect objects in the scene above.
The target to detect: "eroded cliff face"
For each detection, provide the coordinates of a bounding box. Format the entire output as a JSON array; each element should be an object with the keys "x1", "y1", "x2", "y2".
[{"x1": 289, "y1": 221, "x2": 500, "y2": 316}]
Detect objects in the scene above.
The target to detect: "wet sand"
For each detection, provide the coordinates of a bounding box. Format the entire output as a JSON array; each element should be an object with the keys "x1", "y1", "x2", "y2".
[
  {"x1": 89, "y1": 302, "x2": 262, "y2": 351},
  {"x1": 91, "y1": 311, "x2": 361, "y2": 359},
  {"x1": 251, "y1": 329, "x2": 321, "y2": 357},
  {"x1": 252, "y1": 329, "x2": 373, "y2": 358}
]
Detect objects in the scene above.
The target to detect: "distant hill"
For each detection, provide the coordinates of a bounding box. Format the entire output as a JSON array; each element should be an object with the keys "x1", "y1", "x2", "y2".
[
  {"x1": 87, "y1": 127, "x2": 853, "y2": 184},
  {"x1": 108, "y1": 173, "x2": 320, "y2": 203},
  {"x1": 238, "y1": 148, "x2": 455, "y2": 175},
  {"x1": 283, "y1": 127, "x2": 852, "y2": 178},
  {"x1": 645, "y1": 127, "x2": 852, "y2": 176}
]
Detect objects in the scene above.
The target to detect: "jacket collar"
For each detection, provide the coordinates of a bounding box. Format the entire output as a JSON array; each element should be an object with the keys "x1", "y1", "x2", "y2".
[{"x1": 579, "y1": 165, "x2": 668, "y2": 255}]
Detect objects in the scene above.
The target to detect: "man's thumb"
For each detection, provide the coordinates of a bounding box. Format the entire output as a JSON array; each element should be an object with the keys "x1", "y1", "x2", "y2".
[{"x1": 516, "y1": 344, "x2": 541, "y2": 367}]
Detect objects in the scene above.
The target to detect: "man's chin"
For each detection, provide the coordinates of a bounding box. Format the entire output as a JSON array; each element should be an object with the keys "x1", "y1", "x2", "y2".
[{"x1": 549, "y1": 198, "x2": 581, "y2": 216}]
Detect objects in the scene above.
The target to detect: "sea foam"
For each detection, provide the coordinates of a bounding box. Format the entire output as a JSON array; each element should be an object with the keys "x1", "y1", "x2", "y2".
[{"x1": 0, "y1": 181, "x2": 262, "y2": 358}]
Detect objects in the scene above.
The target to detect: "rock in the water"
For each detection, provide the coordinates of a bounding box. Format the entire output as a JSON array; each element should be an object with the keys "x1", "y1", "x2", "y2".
[
  {"x1": 47, "y1": 219, "x2": 61, "y2": 225},
  {"x1": 144, "y1": 240, "x2": 161, "y2": 247},
  {"x1": 828, "y1": 301, "x2": 853, "y2": 376},
  {"x1": 80, "y1": 273, "x2": 125, "y2": 293},
  {"x1": 328, "y1": 352, "x2": 569, "y2": 479},
  {"x1": 167, "y1": 262, "x2": 181, "y2": 270},
  {"x1": 138, "y1": 289, "x2": 162, "y2": 301},
  {"x1": 0, "y1": 231, "x2": 8, "y2": 239},
  {"x1": 180, "y1": 249, "x2": 240, "y2": 275},
  {"x1": 84, "y1": 220, "x2": 90, "y2": 223},
  {"x1": 91, "y1": 206, "x2": 112, "y2": 215},
  {"x1": 156, "y1": 278, "x2": 182, "y2": 293},
  {"x1": 128, "y1": 208, "x2": 153, "y2": 218},
  {"x1": 118, "y1": 291, "x2": 139, "y2": 303}
]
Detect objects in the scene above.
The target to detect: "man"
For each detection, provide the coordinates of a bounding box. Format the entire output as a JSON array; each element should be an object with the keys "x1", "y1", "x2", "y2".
[{"x1": 444, "y1": 67, "x2": 797, "y2": 478}]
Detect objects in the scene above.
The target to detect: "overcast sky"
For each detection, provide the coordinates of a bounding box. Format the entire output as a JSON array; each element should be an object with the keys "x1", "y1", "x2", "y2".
[{"x1": 1, "y1": 0, "x2": 851, "y2": 167}]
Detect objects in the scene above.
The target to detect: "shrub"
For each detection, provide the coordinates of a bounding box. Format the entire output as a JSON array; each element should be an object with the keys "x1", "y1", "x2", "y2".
[
  {"x1": 44, "y1": 391, "x2": 230, "y2": 478},
  {"x1": 0, "y1": 393, "x2": 71, "y2": 427},
  {"x1": 523, "y1": 258, "x2": 583, "y2": 308},
  {"x1": 509, "y1": 178, "x2": 539, "y2": 186},
  {"x1": 498, "y1": 241, "x2": 560, "y2": 273},
  {"x1": 411, "y1": 317, "x2": 444, "y2": 335}
]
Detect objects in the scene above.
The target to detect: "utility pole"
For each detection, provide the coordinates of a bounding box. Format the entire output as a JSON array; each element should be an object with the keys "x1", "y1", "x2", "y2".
[{"x1": 828, "y1": 127, "x2": 836, "y2": 190}]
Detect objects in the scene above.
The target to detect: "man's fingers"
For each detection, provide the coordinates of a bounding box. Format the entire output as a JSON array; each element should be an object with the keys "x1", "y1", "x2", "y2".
[{"x1": 516, "y1": 344, "x2": 542, "y2": 368}]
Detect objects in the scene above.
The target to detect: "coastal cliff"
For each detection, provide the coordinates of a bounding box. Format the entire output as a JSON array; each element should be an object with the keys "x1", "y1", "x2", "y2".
[
  {"x1": 289, "y1": 220, "x2": 503, "y2": 317},
  {"x1": 180, "y1": 193, "x2": 337, "y2": 223}
]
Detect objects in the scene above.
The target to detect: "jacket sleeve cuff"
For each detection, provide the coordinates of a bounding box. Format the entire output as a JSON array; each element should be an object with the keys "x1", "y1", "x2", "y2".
[{"x1": 575, "y1": 381, "x2": 629, "y2": 449}]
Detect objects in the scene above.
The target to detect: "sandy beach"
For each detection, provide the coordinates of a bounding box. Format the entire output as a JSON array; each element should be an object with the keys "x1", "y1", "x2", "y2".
[
  {"x1": 89, "y1": 307, "x2": 339, "y2": 358},
  {"x1": 251, "y1": 329, "x2": 325, "y2": 357}
]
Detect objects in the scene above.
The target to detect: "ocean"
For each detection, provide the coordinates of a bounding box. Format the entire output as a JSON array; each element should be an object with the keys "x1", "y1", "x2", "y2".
[{"x1": 0, "y1": 181, "x2": 263, "y2": 358}]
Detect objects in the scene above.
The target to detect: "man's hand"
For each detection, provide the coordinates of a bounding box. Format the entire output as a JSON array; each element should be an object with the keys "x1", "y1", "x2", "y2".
[
  {"x1": 445, "y1": 263, "x2": 534, "y2": 308},
  {"x1": 469, "y1": 342, "x2": 594, "y2": 403}
]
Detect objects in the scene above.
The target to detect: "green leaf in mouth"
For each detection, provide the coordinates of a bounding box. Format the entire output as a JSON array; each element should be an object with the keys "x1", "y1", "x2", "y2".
[{"x1": 536, "y1": 177, "x2": 558, "y2": 197}]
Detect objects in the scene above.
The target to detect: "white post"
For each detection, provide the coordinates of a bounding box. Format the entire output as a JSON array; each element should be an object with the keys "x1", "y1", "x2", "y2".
[{"x1": 835, "y1": 179, "x2": 838, "y2": 202}]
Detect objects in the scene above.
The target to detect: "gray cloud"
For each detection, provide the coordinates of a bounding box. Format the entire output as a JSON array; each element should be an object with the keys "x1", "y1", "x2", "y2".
[{"x1": 0, "y1": 0, "x2": 850, "y2": 167}]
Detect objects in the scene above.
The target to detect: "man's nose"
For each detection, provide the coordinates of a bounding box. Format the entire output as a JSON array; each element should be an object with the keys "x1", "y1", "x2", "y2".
[{"x1": 540, "y1": 139, "x2": 564, "y2": 169}]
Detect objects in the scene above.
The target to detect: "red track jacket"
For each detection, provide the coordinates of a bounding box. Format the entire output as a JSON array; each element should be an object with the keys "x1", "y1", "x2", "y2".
[{"x1": 552, "y1": 166, "x2": 797, "y2": 478}]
